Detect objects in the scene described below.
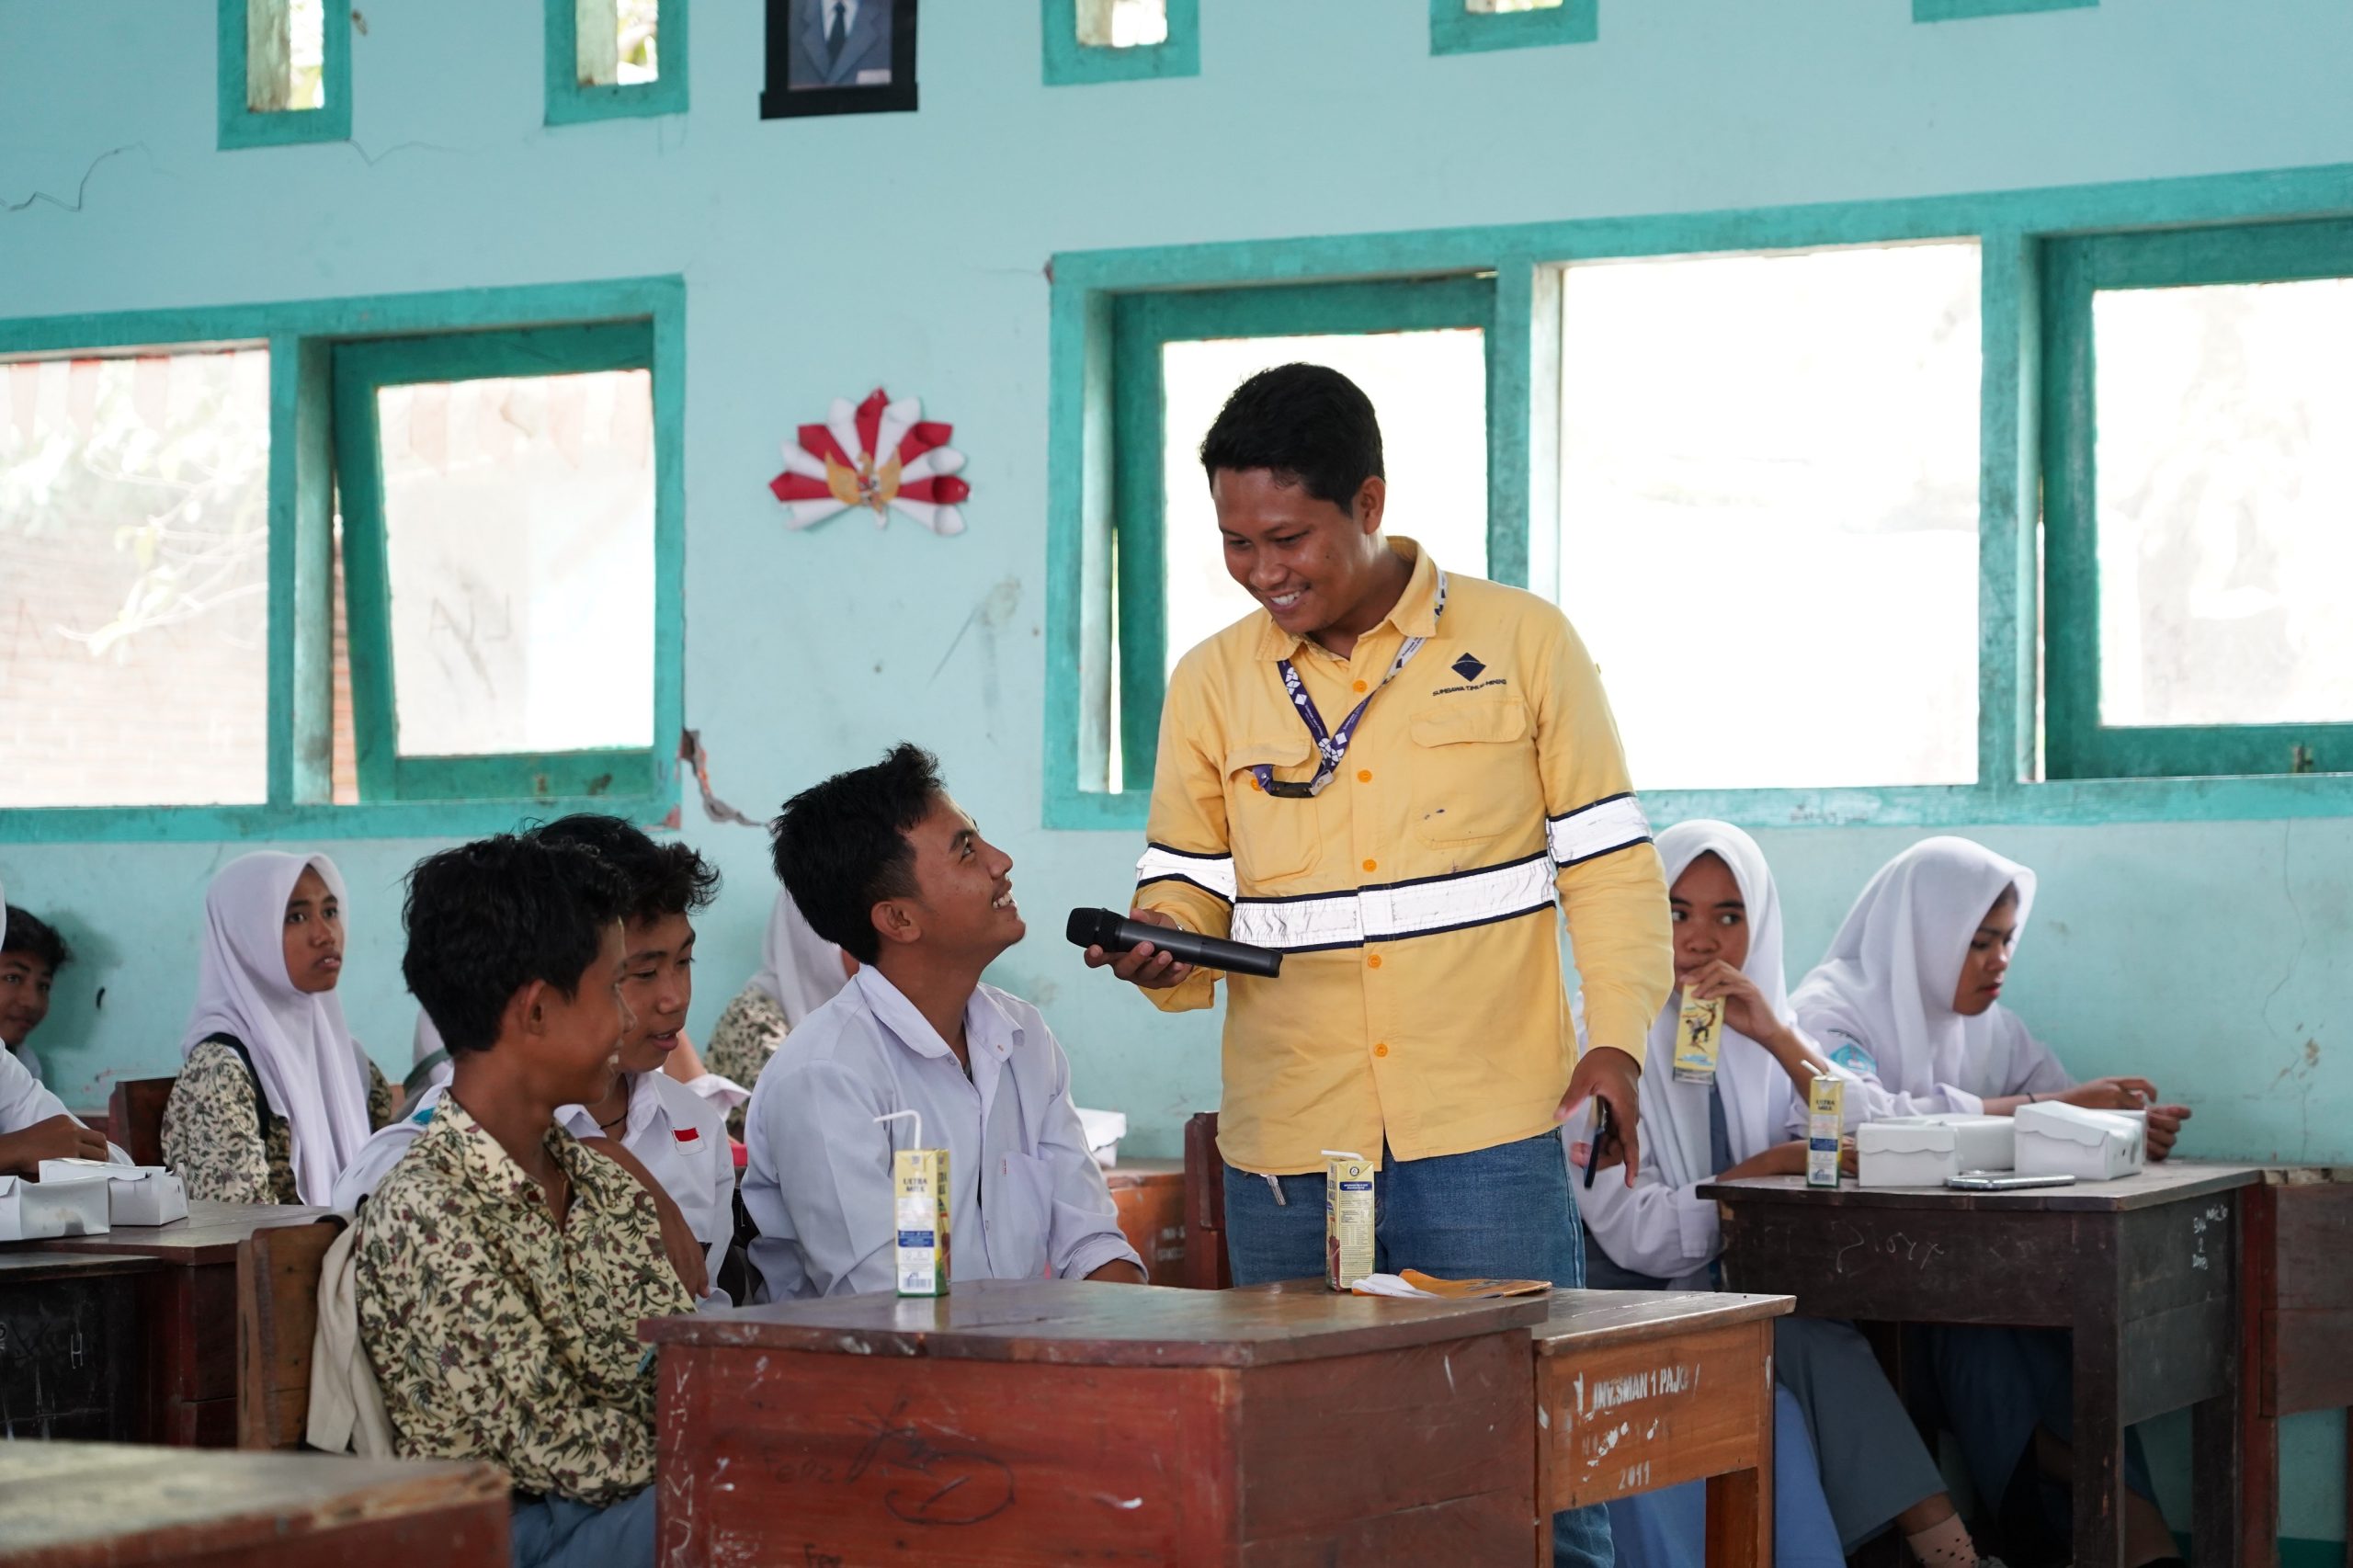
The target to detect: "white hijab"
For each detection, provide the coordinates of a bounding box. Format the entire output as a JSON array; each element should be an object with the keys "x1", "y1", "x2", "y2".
[
  {"x1": 749, "y1": 889, "x2": 850, "y2": 1028},
  {"x1": 178, "y1": 852, "x2": 375, "y2": 1204},
  {"x1": 1645, "y1": 821, "x2": 1801, "y2": 1173},
  {"x1": 1790, "y1": 836, "x2": 2037, "y2": 1106}
]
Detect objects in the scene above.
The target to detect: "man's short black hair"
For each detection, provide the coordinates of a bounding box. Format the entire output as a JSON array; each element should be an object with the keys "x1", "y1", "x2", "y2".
[
  {"x1": 531, "y1": 813, "x2": 720, "y2": 928},
  {"x1": 402, "y1": 835, "x2": 631, "y2": 1056},
  {"x1": 768, "y1": 744, "x2": 943, "y2": 967},
  {"x1": 1198, "y1": 362, "x2": 1385, "y2": 511},
  {"x1": 1, "y1": 908, "x2": 70, "y2": 971}
]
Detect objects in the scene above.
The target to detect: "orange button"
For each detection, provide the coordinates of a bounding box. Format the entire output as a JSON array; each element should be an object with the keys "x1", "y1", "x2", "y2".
[
  {"x1": 1367, "y1": 954, "x2": 1382, "y2": 970},
  {"x1": 1357, "y1": 769, "x2": 1373, "y2": 784},
  {"x1": 1373, "y1": 1043, "x2": 1390, "y2": 1059},
  {"x1": 1361, "y1": 858, "x2": 1378, "y2": 873},
  {"x1": 1353, "y1": 680, "x2": 1369, "y2": 694}
]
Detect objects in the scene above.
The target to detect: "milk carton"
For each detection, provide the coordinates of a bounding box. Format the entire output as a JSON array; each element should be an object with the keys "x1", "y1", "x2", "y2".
[
  {"x1": 2015, "y1": 1101, "x2": 2145, "y2": 1181},
  {"x1": 1671, "y1": 995, "x2": 1725, "y2": 1086},
  {"x1": 875, "y1": 1110, "x2": 949, "y2": 1297},
  {"x1": 1806, "y1": 1077, "x2": 1844, "y2": 1187},
  {"x1": 39, "y1": 1160, "x2": 190, "y2": 1226},
  {"x1": 1323, "y1": 1150, "x2": 1376, "y2": 1290}
]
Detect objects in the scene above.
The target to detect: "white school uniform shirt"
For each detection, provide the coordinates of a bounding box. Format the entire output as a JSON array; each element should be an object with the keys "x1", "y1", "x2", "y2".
[
  {"x1": 1789, "y1": 836, "x2": 2073, "y2": 1125},
  {"x1": 0, "y1": 881, "x2": 126, "y2": 1160},
  {"x1": 742, "y1": 965, "x2": 1142, "y2": 1301},
  {"x1": 329, "y1": 1068, "x2": 737, "y2": 1294},
  {"x1": 1574, "y1": 822, "x2": 1815, "y2": 1289}
]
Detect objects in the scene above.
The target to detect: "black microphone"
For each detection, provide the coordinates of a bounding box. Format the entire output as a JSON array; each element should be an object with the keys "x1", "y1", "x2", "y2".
[{"x1": 1066, "y1": 908, "x2": 1284, "y2": 980}]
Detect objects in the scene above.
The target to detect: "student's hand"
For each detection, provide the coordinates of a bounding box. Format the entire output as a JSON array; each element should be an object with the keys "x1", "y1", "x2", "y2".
[
  {"x1": 1679, "y1": 961, "x2": 1776, "y2": 1045},
  {"x1": 1559, "y1": 1045, "x2": 1641, "y2": 1187},
  {"x1": 0, "y1": 1114, "x2": 110, "y2": 1176},
  {"x1": 581, "y1": 1136, "x2": 710, "y2": 1299},
  {"x1": 2053, "y1": 1077, "x2": 2159, "y2": 1113},
  {"x1": 2143, "y1": 1104, "x2": 2191, "y2": 1161},
  {"x1": 1718, "y1": 1142, "x2": 1808, "y2": 1181},
  {"x1": 1083, "y1": 907, "x2": 1198, "y2": 992}
]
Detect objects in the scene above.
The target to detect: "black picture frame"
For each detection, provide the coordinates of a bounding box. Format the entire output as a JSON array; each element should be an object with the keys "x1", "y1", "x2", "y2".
[{"x1": 762, "y1": 0, "x2": 919, "y2": 119}]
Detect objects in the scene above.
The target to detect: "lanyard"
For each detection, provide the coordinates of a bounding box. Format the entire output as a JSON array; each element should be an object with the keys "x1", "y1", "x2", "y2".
[{"x1": 1253, "y1": 573, "x2": 1449, "y2": 800}]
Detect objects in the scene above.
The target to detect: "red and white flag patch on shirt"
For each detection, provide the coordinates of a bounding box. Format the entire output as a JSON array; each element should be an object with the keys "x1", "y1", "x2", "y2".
[{"x1": 674, "y1": 1127, "x2": 701, "y2": 1144}]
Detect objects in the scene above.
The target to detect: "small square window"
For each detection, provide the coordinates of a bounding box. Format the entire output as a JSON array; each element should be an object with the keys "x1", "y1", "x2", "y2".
[
  {"x1": 219, "y1": 0, "x2": 351, "y2": 148},
  {"x1": 1076, "y1": 0, "x2": 1169, "y2": 48},
  {"x1": 1430, "y1": 0, "x2": 1594, "y2": 55},
  {"x1": 549, "y1": 0, "x2": 688, "y2": 123},
  {"x1": 1045, "y1": 0, "x2": 1198, "y2": 85}
]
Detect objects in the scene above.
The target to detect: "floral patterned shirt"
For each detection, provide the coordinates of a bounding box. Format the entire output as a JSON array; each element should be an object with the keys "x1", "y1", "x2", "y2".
[
  {"x1": 704, "y1": 984, "x2": 790, "y2": 1140},
  {"x1": 161, "y1": 1035, "x2": 397, "y2": 1204},
  {"x1": 354, "y1": 1096, "x2": 693, "y2": 1505}
]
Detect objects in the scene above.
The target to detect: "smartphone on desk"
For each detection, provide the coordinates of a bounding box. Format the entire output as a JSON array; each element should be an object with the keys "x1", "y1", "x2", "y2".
[{"x1": 1947, "y1": 1171, "x2": 2075, "y2": 1191}]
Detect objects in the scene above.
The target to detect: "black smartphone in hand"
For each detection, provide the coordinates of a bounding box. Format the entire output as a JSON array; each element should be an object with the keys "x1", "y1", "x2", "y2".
[{"x1": 1585, "y1": 1098, "x2": 1612, "y2": 1189}]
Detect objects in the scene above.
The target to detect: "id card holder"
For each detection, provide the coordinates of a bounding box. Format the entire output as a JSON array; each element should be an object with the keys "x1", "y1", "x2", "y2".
[{"x1": 1671, "y1": 995, "x2": 1724, "y2": 1086}]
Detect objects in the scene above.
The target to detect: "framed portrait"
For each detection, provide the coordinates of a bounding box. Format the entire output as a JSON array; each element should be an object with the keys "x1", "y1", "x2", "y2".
[{"x1": 763, "y1": 0, "x2": 918, "y2": 119}]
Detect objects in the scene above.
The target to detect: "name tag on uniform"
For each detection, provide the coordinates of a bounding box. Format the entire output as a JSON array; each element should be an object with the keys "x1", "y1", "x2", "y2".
[{"x1": 1671, "y1": 995, "x2": 1724, "y2": 1086}]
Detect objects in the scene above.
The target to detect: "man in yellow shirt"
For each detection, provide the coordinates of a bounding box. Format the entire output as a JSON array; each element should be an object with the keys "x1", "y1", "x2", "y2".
[{"x1": 1088, "y1": 362, "x2": 1670, "y2": 1568}]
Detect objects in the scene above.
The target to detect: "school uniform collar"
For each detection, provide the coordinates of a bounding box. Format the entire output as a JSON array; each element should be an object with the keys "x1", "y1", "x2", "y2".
[
  {"x1": 426, "y1": 1093, "x2": 630, "y2": 1217},
  {"x1": 1252, "y1": 537, "x2": 1439, "y2": 662},
  {"x1": 556, "y1": 1069, "x2": 674, "y2": 1144},
  {"x1": 851, "y1": 964, "x2": 1022, "y2": 1066}
]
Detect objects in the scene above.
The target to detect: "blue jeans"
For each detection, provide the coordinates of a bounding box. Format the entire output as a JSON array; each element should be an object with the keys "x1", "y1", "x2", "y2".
[
  {"x1": 510, "y1": 1488, "x2": 655, "y2": 1568},
  {"x1": 1223, "y1": 1131, "x2": 1610, "y2": 1568}
]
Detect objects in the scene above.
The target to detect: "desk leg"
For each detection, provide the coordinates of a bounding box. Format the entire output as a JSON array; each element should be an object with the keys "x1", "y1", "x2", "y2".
[
  {"x1": 1703, "y1": 1324, "x2": 1774, "y2": 1568},
  {"x1": 2194, "y1": 1195, "x2": 2246, "y2": 1568},
  {"x1": 2075, "y1": 1305, "x2": 2127, "y2": 1568}
]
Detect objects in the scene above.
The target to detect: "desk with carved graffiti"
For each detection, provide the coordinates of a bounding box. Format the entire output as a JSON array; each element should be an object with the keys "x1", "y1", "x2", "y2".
[
  {"x1": 1700, "y1": 1163, "x2": 2260, "y2": 1568},
  {"x1": 642, "y1": 1277, "x2": 1552, "y2": 1566}
]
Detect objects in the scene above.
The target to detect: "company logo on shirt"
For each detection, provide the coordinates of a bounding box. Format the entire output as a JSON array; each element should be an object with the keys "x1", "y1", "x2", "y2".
[
  {"x1": 1450, "y1": 653, "x2": 1487, "y2": 682},
  {"x1": 1826, "y1": 1037, "x2": 1876, "y2": 1075}
]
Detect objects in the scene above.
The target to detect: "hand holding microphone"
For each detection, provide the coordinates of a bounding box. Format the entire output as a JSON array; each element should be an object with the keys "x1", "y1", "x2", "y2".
[{"x1": 1071, "y1": 907, "x2": 1284, "y2": 983}]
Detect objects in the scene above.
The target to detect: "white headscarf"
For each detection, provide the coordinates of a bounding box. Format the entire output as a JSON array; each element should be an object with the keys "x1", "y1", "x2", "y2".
[
  {"x1": 178, "y1": 852, "x2": 375, "y2": 1204},
  {"x1": 1647, "y1": 820, "x2": 1801, "y2": 1170},
  {"x1": 749, "y1": 889, "x2": 851, "y2": 1028},
  {"x1": 1789, "y1": 836, "x2": 2037, "y2": 1107}
]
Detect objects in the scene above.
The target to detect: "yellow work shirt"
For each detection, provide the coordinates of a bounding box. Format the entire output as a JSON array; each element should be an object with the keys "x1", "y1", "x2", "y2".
[{"x1": 1136, "y1": 540, "x2": 1672, "y2": 1175}]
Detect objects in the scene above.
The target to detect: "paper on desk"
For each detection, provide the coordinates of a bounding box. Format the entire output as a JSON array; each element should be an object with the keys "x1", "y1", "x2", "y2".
[
  {"x1": 1075, "y1": 1106, "x2": 1127, "y2": 1168},
  {"x1": 1349, "y1": 1270, "x2": 1550, "y2": 1300}
]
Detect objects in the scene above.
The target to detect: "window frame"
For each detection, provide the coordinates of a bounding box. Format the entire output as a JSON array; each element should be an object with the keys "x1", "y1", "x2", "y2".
[
  {"x1": 0, "y1": 277, "x2": 686, "y2": 845},
  {"x1": 1045, "y1": 165, "x2": 2353, "y2": 835},
  {"x1": 546, "y1": 0, "x2": 690, "y2": 125},
  {"x1": 1042, "y1": 0, "x2": 1199, "y2": 86},
  {"x1": 1429, "y1": 0, "x2": 1598, "y2": 58},
  {"x1": 217, "y1": 0, "x2": 353, "y2": 151},
  {"x1": 1913, "y1": 0, "x2": 2095, "y2": 22},
  {"x1": 2040, "y1": 218, "x2": 2353, "y2": 781}
]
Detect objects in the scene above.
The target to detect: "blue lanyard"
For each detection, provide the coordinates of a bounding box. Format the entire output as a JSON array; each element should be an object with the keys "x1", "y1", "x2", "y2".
[{"x1": 1252, "y1": 573, "x2": 1449, "y2": 800}]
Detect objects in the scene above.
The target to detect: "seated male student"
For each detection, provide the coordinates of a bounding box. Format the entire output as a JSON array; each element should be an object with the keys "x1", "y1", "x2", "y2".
[
  {"x1": 2, "y1": 903, "x2": 71, "y2": 1086},
  {"x1": 355, "y1": 835, "x2": 699, "y2": 1568},
  {"x1": 743, "y1": 744, "x2": 1145, "y2": 1299},
  {"x1": 0, "y1": 881, "x2": 119, "y2": 1174}
]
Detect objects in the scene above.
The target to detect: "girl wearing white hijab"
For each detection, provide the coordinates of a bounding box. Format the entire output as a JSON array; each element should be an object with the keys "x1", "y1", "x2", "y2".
[
  {"x1": 161, "y1": 853, "x2": 395, "y2": 1205},
  {"x1": 1793, "y1": 838, "x2": 2187, "y2": 1567},
  {"x1": 702, "y1": 889, "x2": 854, "y2": 1135},
  {"x1": 1577, "y1": 824, "x2": 1991, "y2": 1568},
  {"x1": 0, "y1": 878, "x2": 120, "y2": 1174}
]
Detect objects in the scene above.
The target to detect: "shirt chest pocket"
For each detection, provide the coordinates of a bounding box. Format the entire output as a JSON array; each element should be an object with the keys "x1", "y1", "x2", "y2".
[
  {"x1": 1409, "y1": 699, "x2": 1538, "y2": 847},
  {"x1": 1223, "y1": 737, "x2": 1327, "y2": 884},
  {"x1": 988, "y1": 1150, "x2": 1056, "y2": 1275}
]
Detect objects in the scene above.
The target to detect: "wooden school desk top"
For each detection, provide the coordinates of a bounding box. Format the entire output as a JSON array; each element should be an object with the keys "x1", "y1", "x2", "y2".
[
  {"x1": 1699, "y1": 1159, "x2": 2262, "y2": 1211},
  {"x1": 0, "y1": 1441, "x2": 507, "y2": 1566},
  {"x1": 1532, "y1": 1286, "x2": 1790, "y2": 1352},
  {"x1": 35, "y1": 1200, "x2": 331, "y2": 1266},
  {"x1": 642, "y1": 1274, "x2": 1552, "y2": 1366}
]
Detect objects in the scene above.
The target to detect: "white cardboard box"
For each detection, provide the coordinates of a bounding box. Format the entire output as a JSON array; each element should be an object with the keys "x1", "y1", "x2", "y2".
[
  {"x1": 0, "y1": 1171, "x2": 112, "y2": 1240},
  {"x1": 1857, "y1": 1116, "x2": 2016, "y2": 1187},
  {"x1": 38, "y1": 1159, "x2": 190, "y2": 1226},
  {"x1": 2015, "y1": 1101, "x2": 2145, "y2": 1181}
]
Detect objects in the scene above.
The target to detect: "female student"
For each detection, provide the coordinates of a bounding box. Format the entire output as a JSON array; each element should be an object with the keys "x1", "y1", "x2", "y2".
[
  {"x1": 1791, "y1": 835, "x2": 2187, "y2": 1568},
  {"x1": 701, "y1": 888, "x2": 854, "y2": 1135},
  {"x1": 1579, "y1": 822, "x2": 1995, "y2": 1568},
  {"x1": 162, "y1": 853, "x2": 396, "y2": 1204}
]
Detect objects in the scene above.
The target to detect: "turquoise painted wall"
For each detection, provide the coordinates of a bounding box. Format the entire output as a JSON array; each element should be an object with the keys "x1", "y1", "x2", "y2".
[{"x1": 5, "y1": 0, "x2": 2351, "y2": 1542}]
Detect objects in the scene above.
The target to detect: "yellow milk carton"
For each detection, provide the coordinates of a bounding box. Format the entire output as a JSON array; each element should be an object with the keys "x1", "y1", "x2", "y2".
[
  {"x1": 1671, "y1": 995, "x2": 1725, "y2": 1086},
  {"x1": 1324, "y1": 1150, "x2": 1376, "y2": 1290},
  {"x1": 877, "y1": 1111, "x2": 949, "y2": 1297},
  {"x1": 1807, "y1": 1076, "x2": 1845, "y2": 1188}
]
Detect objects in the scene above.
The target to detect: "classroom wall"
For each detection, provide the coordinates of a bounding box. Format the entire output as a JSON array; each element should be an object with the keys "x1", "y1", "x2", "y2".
[{"x1": 5, "y1": 0, "x2": 2350, "y2": 1542}]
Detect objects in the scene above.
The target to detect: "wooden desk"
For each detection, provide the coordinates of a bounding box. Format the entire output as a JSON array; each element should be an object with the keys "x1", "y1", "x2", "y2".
[
  {"x1": 1701, "y1": 1162, "x2": 2259, "y2": 1568},
  {"x1": 38, "y1": 1201, "x2": 328, "y2": 1447},
  {"x1": 0, "y1": 1441, "x2": 507, "y2": 1566},
  {"x1": 1103, "y1": 1158, "x2": 1188, "y2": 1286},
  {"x1": 644, "y1": 1277, "x2": 1550, "y2": 1565},
  {"x1": 2240, "y1": 1166, "x2": 2353, "y2": 1567},
  {"x1": 1536, "y1": 1290, "x2": 1790, "y2": 1568},
  {"x1": 0, "y1": 1253, "x2": 161, "y2": 1443}
]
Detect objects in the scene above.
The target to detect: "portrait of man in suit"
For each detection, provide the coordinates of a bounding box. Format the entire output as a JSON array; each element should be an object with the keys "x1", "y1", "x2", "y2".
[{"x1": 788, "y1": 0, "x2": 894, "y2": 90}]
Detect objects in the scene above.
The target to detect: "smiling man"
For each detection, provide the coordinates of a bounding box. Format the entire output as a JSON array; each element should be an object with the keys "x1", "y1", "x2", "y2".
[
  {"x1": 743, "y1": 743, "x2": 1143, "y2": 1300},
  {"x1": 1086, "y1": 362, "x2": 1669, "y2": 1568}
]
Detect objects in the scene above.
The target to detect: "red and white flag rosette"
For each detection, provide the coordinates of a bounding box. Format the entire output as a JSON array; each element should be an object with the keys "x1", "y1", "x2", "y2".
[{"x1": 769, "y1": 388, "x2": 970, "y2": 536}]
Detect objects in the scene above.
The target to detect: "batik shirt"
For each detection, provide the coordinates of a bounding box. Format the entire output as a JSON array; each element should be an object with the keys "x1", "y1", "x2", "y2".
[
  {"x1": 704, "y1": 984, "x2": 790, "y2": 1140},
  {"x1": 354, "y1": 1096, "x2": 693, "y2": 1505},
  {"x1": 162, "y1": 1035, "x2": 397, "y2": 1204}
]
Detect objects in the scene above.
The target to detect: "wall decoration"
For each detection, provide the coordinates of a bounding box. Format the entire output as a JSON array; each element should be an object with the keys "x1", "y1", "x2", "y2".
[
  {"x1": 771, "y1": 388, "x2": 969, "y2": 535},
  {"x1": 762, "y1": 0, "x2": 917, "y2": 119}
]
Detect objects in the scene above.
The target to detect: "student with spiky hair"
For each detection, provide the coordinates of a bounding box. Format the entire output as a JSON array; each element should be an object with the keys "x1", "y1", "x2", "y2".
[{"x1": 1, "y1": 903, "x2": 71, "y2": 1086}]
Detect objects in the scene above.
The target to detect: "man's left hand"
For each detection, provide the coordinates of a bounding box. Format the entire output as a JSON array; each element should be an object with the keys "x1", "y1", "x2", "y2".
[{"x1": 1558, "y1": 1045, "x2": 1642, "y2": 1188}]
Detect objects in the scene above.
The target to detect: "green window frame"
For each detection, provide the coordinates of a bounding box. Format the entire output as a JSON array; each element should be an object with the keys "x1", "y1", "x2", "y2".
[
  {"x1": 217, "y1": 0, "x2": 353, "y2": 150},
  {"x1": 0, "y1": 277, "x2": 686, "y2": 846},
  {"x1": 1429, "y1": 0, "x2": 1598, "y2": 57},
  {"x1": 1042, "y1": 0, "x2": 1199, "y2": 86},
  {"x1": 546, "y1": 0, "x2": 689, "y2": 125},
  {"x1": 1914, "y1": 0, "x2": 2094, "y2": 21},
  {"x1": 2041, "y1": 217, "x2": 2353, "y2": 781}
]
